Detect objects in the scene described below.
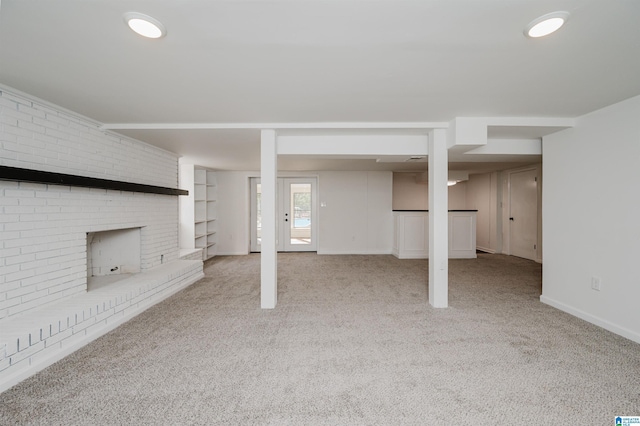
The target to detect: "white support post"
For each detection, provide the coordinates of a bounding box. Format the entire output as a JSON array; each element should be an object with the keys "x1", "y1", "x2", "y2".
[
  {"x1": 261, "y1": 129, "x2": 278, "y2": 309},
  {"x1": 428, "y1": 129, "x2": 448, "y2": 308}
]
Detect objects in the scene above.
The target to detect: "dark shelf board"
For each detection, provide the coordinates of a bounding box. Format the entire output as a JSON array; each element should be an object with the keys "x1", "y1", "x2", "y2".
[{"x1": 0, "y1": 165, "x2": 188, "y2": 196}]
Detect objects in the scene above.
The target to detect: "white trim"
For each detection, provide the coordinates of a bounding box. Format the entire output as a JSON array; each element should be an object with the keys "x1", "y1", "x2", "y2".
[
  {"x1": 216, "y1": 251, "x2": 250, "y2": 256},
  {"x1": 317, "y1": 249, "x2": 393, "y2": 255},
  {"x1": 483, "y1": 117, "x2": 575, "y2": 127},
  {"x1": 540, "y1": 295, "x2": 640, "y2": 345},
  {"x1": 101, "y1": 122, "x2": 450, "y2": 130}
]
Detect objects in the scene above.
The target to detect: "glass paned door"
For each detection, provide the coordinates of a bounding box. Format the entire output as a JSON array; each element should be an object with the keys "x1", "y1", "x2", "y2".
[
  {"x1": 284, "y1": 180, "x2": 316, "y2": 251},
  {"x1": 250, "y1": 177, "x2": 317, "y2": 252}
]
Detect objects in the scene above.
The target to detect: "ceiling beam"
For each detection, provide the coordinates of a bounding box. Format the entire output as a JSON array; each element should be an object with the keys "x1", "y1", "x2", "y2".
[{"x1": 100, "y1": 122, "x2": 449, "y2": 131}]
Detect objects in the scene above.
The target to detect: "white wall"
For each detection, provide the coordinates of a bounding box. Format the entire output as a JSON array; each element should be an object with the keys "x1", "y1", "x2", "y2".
[
  {"x1": 541, "y1": 95, "x2": 640, "y2": 344},
  {"x1": 216, "y1": 171, "x2": 252, "y2": 255},
  {"x1": 448, "y1": 183, "x2": 467, "y2": 210},
  {"x1": 392, "y1": 173, "x2": 428, "y2": 210},
  {"x1": 318, "y1": 171, "x2": 393, "y2": 254},
  {"x1": 392, "y1": 172, "x2": 467, "y2": 210},
  {"x1": 216, "y1": 171, "x2": 393, "y2": 255},
  {"x1": 465, "y1": 172, "x2": 499, "y2": 253}
]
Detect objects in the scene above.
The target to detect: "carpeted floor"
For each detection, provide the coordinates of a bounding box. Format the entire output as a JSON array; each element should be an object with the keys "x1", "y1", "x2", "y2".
[{"x1": 1, "y1": 253, "x2": 639, "y2": 425}]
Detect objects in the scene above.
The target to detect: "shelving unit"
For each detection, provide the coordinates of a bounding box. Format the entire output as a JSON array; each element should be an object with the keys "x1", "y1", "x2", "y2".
[{"x1": 179, "y1": 164, "x2": 218, "y2": 260}]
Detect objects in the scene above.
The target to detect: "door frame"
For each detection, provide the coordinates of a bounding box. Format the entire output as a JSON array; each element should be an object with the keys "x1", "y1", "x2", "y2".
[
  {"x1": 250, "y1": 176, "x2": 318, "y2": 253},
  {"x1": 503, "y1": 165, "x2": 542, "y2": 262}
]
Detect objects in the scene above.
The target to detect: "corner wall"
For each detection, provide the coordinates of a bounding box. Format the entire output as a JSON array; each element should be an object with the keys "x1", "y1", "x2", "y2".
[{"x1": 541, "y1": 95, "x2": 640, "y2": 343}]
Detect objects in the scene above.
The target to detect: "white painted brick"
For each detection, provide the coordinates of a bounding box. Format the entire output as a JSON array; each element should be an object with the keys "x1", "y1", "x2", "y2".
[
  {"x1": 29, "y1": 329, "x2": 41, "y2": 345},
  {"x1": 4, "y1": 268, "x2": 35, "y2": 283},
  {"x1": 0, "y1": 252, "x2": 21, "y2": 266},
  {"x1": 0, "y1": 296, "x2": 21, "y2": 312},
  {"x1": 17, "y1": 335, "x2": 29, "y2": 352},
  {"x1": 1, "y1": 88, "x2": 181, "y2": 327},
  {"x1": 1, "y1": 141, "x2": 22, "y2": 154},
  {"x1": 2, "y1": 106, "x2": 33, "y2": 123},
  {"x1": 46, "y1": 114, "x2": 71, "y2": 127},
  {"x1": 0, "y1": 94, "x2": 19, "y2": 109},
  {"x1": 4, "y1": 188, "x2": 35, "y2": 198},
  {"x1": 3, "y1": 221, "x2": 35, "y2": 232},
  {"x1": 17, "y1": 152, "x2": 47, "y2": 165},
  {"x1": 45, "y1": 328, "x2": 74, "y2": 349},
  {"x1": 2, "y1": 338, "x2": 18, "y2": 357},
  {"x1": 40, "y1": 324, "x2": 51, "y2": 340},
  {"x1": 3, "y1": 124, "x2": 33, "y2": 139},
  {"x1": 11, "y1": 341, "x2": 45, "y2": 365},
  {"x1": 0, "y1": 151, "x2": 19, "y2": 163},
  {"x1": 26, "y1": 344, "x2": 57, "y2": 367},
  {"x1": 0, "y1": 114, "x2": 18, "y2": 127},
  {"x1": 31, "y1": 116, "x2": 59, "y2": 131},
  {"x1": 0, "y1": 356, "x2": 11, "y2": 372},
  {"x1": 0, "y1": 214, "x2": 20, "y2": 224},
  {"x1": 17, "y1": 103, "x2": 46, "y2": 119},
  {"x1": 21, "y1": 288, "x2": 50, "y2": 304},
  {"x1": 58, "y1": 328, "x2": 87, "y2": 349},
  {"x1": 7, "y1": 295, "x2": 55, "y2": 316},
  {"x1": 5, "y1": 253, "x2": 36, "y2": 266},
  {"x1": 6, "y1": 285, "x2": 36, "y2": 300},
  {"x1": 73, "y1": 315, "x2": 97, "y2": 334}
]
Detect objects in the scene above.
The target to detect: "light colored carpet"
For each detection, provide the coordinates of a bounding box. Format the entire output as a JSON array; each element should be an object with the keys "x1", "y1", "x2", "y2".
[{"x1": 1, "y1": 253, "x2": 639, "y2": 425}]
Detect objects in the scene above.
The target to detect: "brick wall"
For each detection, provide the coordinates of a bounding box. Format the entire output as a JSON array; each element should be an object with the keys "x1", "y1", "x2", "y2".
[{"x1": 0, "y1": 88, "x2": 181, "y2": 320}]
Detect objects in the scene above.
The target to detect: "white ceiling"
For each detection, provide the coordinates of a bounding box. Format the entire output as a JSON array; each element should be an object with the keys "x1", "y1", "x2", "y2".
[{"x1": 1, "y1": 1, "x2": 639, "y2": 173}]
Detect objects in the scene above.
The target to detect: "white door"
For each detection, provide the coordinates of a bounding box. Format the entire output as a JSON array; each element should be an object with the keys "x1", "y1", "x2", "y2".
[
  {"x1": 250, "y1": 177, "x2": 317, "y2": 252},
  {"x1": 509, "y1": 169, "x2": 538, "y2": 260}
]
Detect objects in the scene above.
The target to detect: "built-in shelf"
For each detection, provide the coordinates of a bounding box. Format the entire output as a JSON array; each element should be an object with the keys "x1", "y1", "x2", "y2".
[
  {"x1": 179, "y1": 164, "x2": 217, "y2": 260},
  {"x1": 0, "y1": 165, "x2": 188, "y2": 196}
]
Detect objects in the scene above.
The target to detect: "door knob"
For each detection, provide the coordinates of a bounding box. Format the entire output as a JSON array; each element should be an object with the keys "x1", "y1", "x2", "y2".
[{"x1": 509, "y1": 217, "x2": 514, "y2": 221}]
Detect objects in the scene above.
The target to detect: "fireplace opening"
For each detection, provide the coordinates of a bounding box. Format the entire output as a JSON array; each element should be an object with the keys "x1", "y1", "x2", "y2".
[{"x1": 87, "y1": 228, "x2": 141, "y2": 291}]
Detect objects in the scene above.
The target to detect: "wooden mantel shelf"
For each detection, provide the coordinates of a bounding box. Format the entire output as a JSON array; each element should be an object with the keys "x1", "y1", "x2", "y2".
[{"x1": 0, "y1": 165, "x2": 188, "y2": 196}]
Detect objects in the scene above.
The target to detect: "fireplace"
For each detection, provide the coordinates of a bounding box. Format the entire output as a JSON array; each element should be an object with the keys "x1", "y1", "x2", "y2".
[{"x1": 87, "y1": 228, "x2": 142, "y2": 291}]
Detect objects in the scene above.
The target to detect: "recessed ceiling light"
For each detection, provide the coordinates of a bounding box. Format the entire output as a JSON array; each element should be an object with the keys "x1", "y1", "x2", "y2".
[
  {"x1": 524, "y1": 11, "x2": 569, "y2": 38},
  {"x1": 124, "y1": 12, "x2": 166, "y2": 39}
]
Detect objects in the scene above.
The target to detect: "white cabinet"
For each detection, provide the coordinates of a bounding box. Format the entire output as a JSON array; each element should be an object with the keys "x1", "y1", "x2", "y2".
[
  {"x1": 179, "y1": 165, "x2": 217, "y2": 260},
  {"x1": 392, "y1": 210, "x2": 477, "y2": 259}
]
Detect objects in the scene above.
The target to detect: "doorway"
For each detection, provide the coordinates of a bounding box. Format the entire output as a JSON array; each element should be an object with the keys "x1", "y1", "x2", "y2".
[
  {"x1": 508, "y1": 168, "x2": 538, "y2": 260},
  {"x1": 250, "y1": 177, "x2": 318, "y2": 252}
]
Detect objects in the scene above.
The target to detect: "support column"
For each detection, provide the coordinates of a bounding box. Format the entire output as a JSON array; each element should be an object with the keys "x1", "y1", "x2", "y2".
[
  {"x1": 428, "y1": 129, "x2": 448, "y2": 308},
  {"x1": 261, "y1": 129, "x2": 277, "y2": 309}
]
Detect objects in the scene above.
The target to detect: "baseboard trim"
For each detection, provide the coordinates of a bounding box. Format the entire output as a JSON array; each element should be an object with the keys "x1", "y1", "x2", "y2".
[
  {"x1": 0, "y1": 271, "x2": 204, "y2": 394},
  {"x1": 317, "y1": 250, "x2": 393, "y2": 255},
  {"x1": 540, "y1": 295, "x2": 640, "y2": 345},
  {"x1": 476, "y1": 246, "x2": 495, "y2": 254},
  {"x1": 216, "y1": 251, "x2": 250, "y2": 256}
]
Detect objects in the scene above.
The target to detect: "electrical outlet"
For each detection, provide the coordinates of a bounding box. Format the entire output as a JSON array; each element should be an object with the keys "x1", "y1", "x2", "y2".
[{"x1": 591, "y1": 276, "x2": 601, "y2": 291}]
